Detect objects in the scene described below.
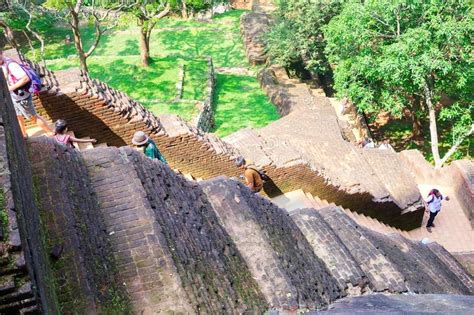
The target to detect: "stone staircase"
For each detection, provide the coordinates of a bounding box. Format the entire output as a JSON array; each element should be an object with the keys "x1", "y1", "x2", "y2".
[
  {"x1": 21, "y1": 139, "x2": 473, "y2": 313},
  {"x1": 270, "y1": 188, "x2": 474, "y2": 254}
]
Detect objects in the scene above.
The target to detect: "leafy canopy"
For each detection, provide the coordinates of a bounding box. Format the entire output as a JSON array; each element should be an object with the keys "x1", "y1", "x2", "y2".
[
  {"x1": 324, "y1": 0, "x2": 472, "y2": 116},
  {"x1": 266, "y1": 0, "x2": 343, "y2": 74}
]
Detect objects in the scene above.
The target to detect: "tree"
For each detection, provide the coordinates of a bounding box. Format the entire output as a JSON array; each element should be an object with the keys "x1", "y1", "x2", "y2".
[
  {"x1": 324, "y1": 0, "x2": 473, "y2": 168},
  {"x1": 266, "y1": 0, "x2": 344, "y2": 80},
  {"x1": 122, "y1": 0, "x2": 170, "y2": 67},
  {"x1": 44, "y1": 0, "x2": 121, "y2": 72}
]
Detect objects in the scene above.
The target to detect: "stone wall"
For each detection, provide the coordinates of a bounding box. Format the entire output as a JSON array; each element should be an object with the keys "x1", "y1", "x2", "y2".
[
  {"x1": 0, "y1": 73, "x2": 58, "y2": 313},
  {"x1": 240, "y1": 12, "x2": 271, "y2": 65},
  {"x1": 192, "y1": 57, "x2": 216, "y2": 132}
]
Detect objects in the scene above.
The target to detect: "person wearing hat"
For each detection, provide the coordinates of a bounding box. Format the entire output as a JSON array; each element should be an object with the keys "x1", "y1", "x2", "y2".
[{"x1": 132, "y1": 131, "x2": 167, "y2": 164}]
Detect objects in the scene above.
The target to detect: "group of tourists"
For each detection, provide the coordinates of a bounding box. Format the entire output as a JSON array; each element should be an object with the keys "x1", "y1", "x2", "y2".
[{"x1": 358, "y1": 137, "x2": 395, "y2": 151}]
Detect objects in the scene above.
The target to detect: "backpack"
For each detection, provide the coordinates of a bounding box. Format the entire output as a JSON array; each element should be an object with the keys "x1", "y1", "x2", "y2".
[
  {"x1": 427, "y1": 189, "x2": 442, "y2": 204},
  {"x1": 247, "y1": 167, "x2": 270, "y2": 182},
  {"x1": 6, "y1": 61, "x2": 42, "y2": 95}
]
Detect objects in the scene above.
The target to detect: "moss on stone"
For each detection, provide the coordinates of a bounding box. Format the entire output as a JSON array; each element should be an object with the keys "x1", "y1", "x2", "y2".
[{"x1": 0, "y1": 187, "x2": 7, "y2": 239}]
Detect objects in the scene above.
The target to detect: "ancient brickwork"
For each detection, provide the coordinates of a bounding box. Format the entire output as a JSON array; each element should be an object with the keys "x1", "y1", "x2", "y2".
[
  {"x1": 240, "y1": 12, "x2": 271, "y2": 65},
  {"x1": 13, "y1": 50, "x2": 424, "y2": 230},
  {"x1": 82, "y1": 147, "x2": 267, "y2": 314},
  {"x1": 365, "y1": 231, "x2": 471, "y2": 295},
  {"x1": 288, "y1": 208, "x2": 368, "y2": 294},
  {"x1": 0, "y1": 117, "x2": 37, "y2": 314},
  {"x1": 427, "y1": 243, "x2": 474, "y2": 292},
  {"x1": 318, "y1": 206, "x2": 407, "y2": 293},
  {"x1": 201, "y1": 178, "x2": 342, "y2": 310},
  {"x1": 27, "y1": 138, "x2": 129, "y2": 313},
  {"x1": 82, "y1": 148, "x2": 194, "y2": 314},
  {"x1": 193, "y1": 57, "x2": 216, "y2": 132}
]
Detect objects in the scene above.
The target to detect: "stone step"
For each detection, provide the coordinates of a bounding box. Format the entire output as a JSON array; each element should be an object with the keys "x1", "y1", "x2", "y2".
[
  {"x1": 0, "y1": 275, "x2": 16, "y2": 296},
  {"x1": 0, "y1": 282, "x2": 34, "y2": 308},
  {"x1": 202, "y1": 178, "x2": 342, "y2": 310},
  {"x1": 289, "y1": 208, "x2": 368, "y2": 295},
  {"x1": 93, "y1": 142, "x2": 108, "y2": 148},
  {"x1": 318, "y1": 206, "x2": 407, "y2": 293},
  {"x1": 427, "y1": 243, "x2": 474, "y2": 293},
  {"x1": 365, "y1": 230, "x2": 472, "y2": 295},
  {"x1": 74, "y1": 137, "x2": 94, "y2": 151}
]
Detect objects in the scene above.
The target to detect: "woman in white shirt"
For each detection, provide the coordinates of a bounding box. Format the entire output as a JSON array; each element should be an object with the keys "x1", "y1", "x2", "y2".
[{"x1": 425, "y1": 189, "x2": 449, "y2": 232}]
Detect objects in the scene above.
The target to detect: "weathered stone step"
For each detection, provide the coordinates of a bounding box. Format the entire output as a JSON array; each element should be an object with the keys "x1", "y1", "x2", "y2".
[
  {"x1": 84, "y1": 147, "x2": 267, "y2": 314},
  {"x1": 318, "y1": 206, "x2": 407, "y2": 293},
  {"x1": 201, "y1": 178, "x2": 343, "y2": 310},
  {"x1": 82, "y1": 147, "x2": 195, "y2": 314},
  {"x1": 0, "y1": 282, "x2": 34, "y2": 308},
  {"x1": 365, "y1": 230, "x2": 472, "y2": 295},
  {"x1": 270, "y1": 189, "x2": 315, "y2": 211},
  {"x1": 289, "y1": 208, "x2": 368, "y2": 295},
  {"x1": 427, "y1": 242, "x2": 474, "y2": 293}
]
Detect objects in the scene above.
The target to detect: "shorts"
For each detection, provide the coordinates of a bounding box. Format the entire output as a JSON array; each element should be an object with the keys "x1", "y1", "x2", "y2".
[{"x1": 13, "y1": 95, "x2": 37, "y2": 119}]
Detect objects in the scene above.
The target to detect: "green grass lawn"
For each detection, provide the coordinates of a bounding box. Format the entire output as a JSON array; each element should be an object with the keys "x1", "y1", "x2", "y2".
[
  {"x1": 23, "y1": 10, "x2": 278, "y2": 134},
  {"x1": 213, "y1": 74, "x2": 280, "y2": 137}
]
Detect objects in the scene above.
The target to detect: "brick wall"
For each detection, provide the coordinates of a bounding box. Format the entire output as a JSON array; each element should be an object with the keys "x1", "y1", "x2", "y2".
[
  {"x1": 29, "y1": 69, "x2": 424, "y2": 229},
  {"x1": 0, "y1": 72, "x2": 58, "y2": 313},
  {"x1": 193, "y1": 57, "x2": 216, "y2": 131}
]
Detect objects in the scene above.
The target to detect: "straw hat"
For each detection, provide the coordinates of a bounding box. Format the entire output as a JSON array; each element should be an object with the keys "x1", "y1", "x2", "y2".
[{"x1": 132, "y1": 131, "x2": 149, "y2": 146}]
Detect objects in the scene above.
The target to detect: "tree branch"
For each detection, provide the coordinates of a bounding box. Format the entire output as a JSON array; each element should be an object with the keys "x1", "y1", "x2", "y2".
[
  {"x1": 84, "y1": 12, "x2": 103, "y2": 58},
  {"x1": 439, "y1": 124, "x2": 474, "y2": 167},
  {"x1": 18, "y1": 4, "x2": 46, "y2": 66},
  {"x1": 74, "y1": 0, "x2": 83, "y2": 15}
]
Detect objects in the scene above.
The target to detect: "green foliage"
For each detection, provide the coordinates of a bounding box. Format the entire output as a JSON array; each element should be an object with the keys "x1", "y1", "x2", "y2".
[
  {"x1": 324, "y1": 0, "x2": 473, "y2": 161},
  {"x1": 266, "y1": 0, "x2": 343, "y2": 74},
  {"x1": 0, "y1": 188, "x2": 7, "y2": 239}
]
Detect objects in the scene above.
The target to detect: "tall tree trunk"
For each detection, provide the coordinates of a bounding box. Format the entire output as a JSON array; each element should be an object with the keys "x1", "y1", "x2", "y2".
[
  {"x1": 423, "y1": 78, "x2": 441, "y2": 168},
  {"x1": 182, "y1": 0, "x2": 188, "y2": 19},
  {"x1": 139, "y1": 26, "x2": 150, "y2": 67},
  {"x1": 411, "y1": 95, "x2": 423, "y2": 140},
  {"x1": 70, "y1": 11, "x2": 88, "y2": 72}
]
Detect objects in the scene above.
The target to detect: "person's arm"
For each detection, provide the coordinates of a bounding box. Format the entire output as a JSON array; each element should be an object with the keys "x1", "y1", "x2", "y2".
[
  {"x1": 8, "y1": 75, "x2": 30, "y2": 92},
  {"x1": 244, "y1": 170, "x2": 255, "y2": 190},
  {"x1": 70, "y1": 136, "x2": 97, "y2": 143},
  {"x1": 6, "y1": 63, "x2": 30, "y2": 92}
]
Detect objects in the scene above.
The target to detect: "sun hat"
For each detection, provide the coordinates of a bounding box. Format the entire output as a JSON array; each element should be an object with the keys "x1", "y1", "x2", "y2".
[{"x1": 132, "y1": 131, "x2": 149, "y2": 146}]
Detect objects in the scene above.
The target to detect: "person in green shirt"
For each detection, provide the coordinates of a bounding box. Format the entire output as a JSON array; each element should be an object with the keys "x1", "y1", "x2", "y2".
[{"x1": 132, "y1": 131, "x2": 167, "y2": 164}]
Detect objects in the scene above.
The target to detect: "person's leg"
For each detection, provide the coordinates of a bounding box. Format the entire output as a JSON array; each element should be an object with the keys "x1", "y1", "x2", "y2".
[
  {"x1": 16, "y1": 115, "x2": 27, "y2": 137},
  {"x1": 34, "y1": 115, "x2": 53, "y2": 134},
  {"x1": 23, "y1": 95, "x2": 52, "y2": 135},
  {"x1": 426, "y1": 211, "x2": 436, "y2": 228}
]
